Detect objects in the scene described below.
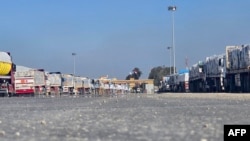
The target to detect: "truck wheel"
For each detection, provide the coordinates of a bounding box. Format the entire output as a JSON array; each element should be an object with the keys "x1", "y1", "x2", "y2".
[{"x1": 8, "y1": 93, "x2": 13, "y2": 97}]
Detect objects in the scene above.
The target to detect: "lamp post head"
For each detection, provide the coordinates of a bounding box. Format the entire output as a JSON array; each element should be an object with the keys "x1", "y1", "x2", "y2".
[
  {"x1": 72, "y1": 53, "x2": 76, "y2": 56},
  {"x1": 168, "y1": 6, "x2": 177, "y2": 11},
  {"x1": 167, "y1": 47, "x2": 172, "y2": 50}
]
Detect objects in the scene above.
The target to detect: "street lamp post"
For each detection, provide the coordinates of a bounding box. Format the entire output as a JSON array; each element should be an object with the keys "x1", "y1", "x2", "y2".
[
  {"x1": 72, "y1": 53, "x2": 76, "y2": 94},
  {"x1": 72, "y1": 53, "x2": 76, "y2": 75},
  {"x1": 167, "y1": 47, "x2": 172, "y2": 75},
  {"x1": 168, "y1": 6, "x2": 176, "y2": 74}
]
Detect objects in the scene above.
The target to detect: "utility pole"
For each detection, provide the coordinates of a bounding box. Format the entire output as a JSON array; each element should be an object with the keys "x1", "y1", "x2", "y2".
[
  {"x1": 167, "y1": 46, "x2": 172, "y2": 75},
  {"x1": 72, "y1": 53, "x2": 76, "y2": 94},
  {"x1": 168, "y1": 6, "x2": 177, "y2": 74}
]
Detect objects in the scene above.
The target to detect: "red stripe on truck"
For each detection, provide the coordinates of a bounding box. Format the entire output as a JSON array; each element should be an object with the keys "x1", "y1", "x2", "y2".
[{"x1": 15, "y1": 89, "x2": 34, "y2": 94}]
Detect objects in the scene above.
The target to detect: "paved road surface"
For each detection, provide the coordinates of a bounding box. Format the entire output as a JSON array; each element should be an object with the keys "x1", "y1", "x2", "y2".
[{"x1": 0, "y1": 93, "x2": 250, "y2": 141}]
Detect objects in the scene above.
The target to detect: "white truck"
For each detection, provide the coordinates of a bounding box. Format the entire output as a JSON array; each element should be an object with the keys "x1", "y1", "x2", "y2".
[
  {"x1": 62, "y1": 74, "x2": 84, "y2": 94},
  {"x1": 158, "y1": 76, "x2": 171, "y2": 92},
  {"x1": 15, "y1": 66, "x2": 46, "y2": 95},
  {"x1": 176, "y1": 70, "x2": 189, "y2": 92},
  {"x1": 81, "y1": 77, "x2": 93, "y2": 94},
  {"x1": 189, "y1": 62, "x2": 206, "y2": 92},
  {"x1": 168, "y1": 74, "x2": 178, "y2": 92},
  {"x1": 204, "y1": 54, "x2": 226, "y2": 92},
  {"x1": 225, "y1": 45, "x2": 250, "y2": 92},
  {"x1": 167, "y1": 69, "x2": 189, "y2": 92},
  {"x1": 62, "y1": 74, "x2": 74, "y2": 94},
  {"x1": 46, "y1": 72, "x2": 63, "y2": 95},
  {"x1": 74, "y1": 76, "x2": 84, "y2": 94}
]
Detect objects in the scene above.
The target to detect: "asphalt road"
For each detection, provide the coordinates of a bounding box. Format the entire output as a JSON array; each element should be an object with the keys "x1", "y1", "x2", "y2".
[{"x1": 0, "y1": 93, "x2": 250, "y2": 141}]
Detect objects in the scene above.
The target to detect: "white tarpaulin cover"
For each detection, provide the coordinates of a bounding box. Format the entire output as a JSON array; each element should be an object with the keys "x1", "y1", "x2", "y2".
[
  {"x1": 0, "y1": 52, "x2": 11, "y2": 63},
  {"x1": 226, "y1": 45, "x2": 250, "y2": 70},
  {"x1": 205, "y1": 54, "x2": 226, "y2": 77}
]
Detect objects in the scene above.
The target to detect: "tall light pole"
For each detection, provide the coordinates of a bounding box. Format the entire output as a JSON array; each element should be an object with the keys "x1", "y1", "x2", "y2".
[
  {"x1": 72, "y1": 53, "x2": 76, "y2": 94},
  {"x1": 72, "y1": 53, "x2": 76, "y2": 75},
  {"x1": 168, "y1": 6, "x2": 176, "y2": 74},
  {"x1": 167, "y1": 47, "x2": 172, "y2": 75}
]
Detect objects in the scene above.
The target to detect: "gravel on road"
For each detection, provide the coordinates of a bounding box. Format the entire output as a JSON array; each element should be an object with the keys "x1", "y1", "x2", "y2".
[{"x1": 0, "y1": 93, "x2": 250, "y2": 141}]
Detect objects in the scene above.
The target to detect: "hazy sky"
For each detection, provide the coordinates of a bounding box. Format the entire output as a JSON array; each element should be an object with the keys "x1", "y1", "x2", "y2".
[{"x1": 1, "y1": 0, "x2": 250, "y2": 79}]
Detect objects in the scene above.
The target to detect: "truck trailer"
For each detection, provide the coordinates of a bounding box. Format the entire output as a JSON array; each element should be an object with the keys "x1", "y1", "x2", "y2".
[
  {"x1": 62, "y1": 74, "x2": 76, "y2": 94},
  {"x1": 168, "y1": 74, "x2": 178, "y2": 92},
  {"x1": 74, "y1": 76, "x2": 85, "y2": 94},
  {"x1": 82, "y1": 77, "x2": 93, "y2": 94},
  {"x1": 189, "y1": 62, "x2": 206, "y2": 92},
  {"x1": 0, "y1": 52, "x2": 15, "y2": 97},
  {"x1": 204, "y1": 54, "x2": 226, "y2": 92},
  {"x1": 225, "y1": 45, "x2": 250, "y2": 92},
  {"x1": 46, "y1": 72, "x2": 63, "y2": 95},
  {"x1": 62, "y1": 74, "x2": 85, "y2": 95},
  {"x1": 15, "y1": 66, "x2": 46, "y2": 95},
  {"x1": 158, "y1": 76, "x2": 171, "y2": 93},
  {"x1": 176, "y1": 69, "x2": 189, "y2": 92}
]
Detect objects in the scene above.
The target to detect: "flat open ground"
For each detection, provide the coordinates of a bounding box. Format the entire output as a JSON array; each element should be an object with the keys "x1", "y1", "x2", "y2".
[{"x1": 0, "y1": 93, "x2": 250, "y2": 141}]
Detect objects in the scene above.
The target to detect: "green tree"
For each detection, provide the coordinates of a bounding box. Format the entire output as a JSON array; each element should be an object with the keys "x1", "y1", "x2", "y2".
[
  {"x1": 148, "y1": 66, "x2": 172, "y2": 86},
  {"x1": 126, "y1": 67, "x2": 142, "y2": 80}
]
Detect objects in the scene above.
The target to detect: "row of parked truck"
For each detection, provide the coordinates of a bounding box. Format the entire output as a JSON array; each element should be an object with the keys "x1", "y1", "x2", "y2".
[
  {"x1": 2, "y1": 43, "x2": 250, "y2": 96},
  {"x1": 0, "y1": 52, "x2": 130, "y2": 97},
  {"x1": 160, "y1": 44, "x2": 250, "y2": 93}
]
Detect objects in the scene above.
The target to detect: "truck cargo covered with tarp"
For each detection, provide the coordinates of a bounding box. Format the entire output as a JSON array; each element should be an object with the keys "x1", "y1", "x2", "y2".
[
  {"x1": 225, "y1": 45, "x2": 250, "y2": 92},
  {"x1": 62, "y1": 74, "x2": 74, "y2": 94},
  {"x1": 189, "y1": 62, "x2": 206, "y2": 92},
  {"x1": 189, "y1": 62, "x2": 205, "y2": 81},
  {"x1": 46, "y1": 72, "x2": 63, "y2": 95},
  {"x1": 203, "y1": 54, "x2": 226, "y2": 92},
  {"x1": 205, "y1": 54, "x2": 226, "y2": 77},
  {"x1": 15, "y1": 66, "x2": 46, "y2": 95},
  {"x1": 47, "y1": 72, "x2": 62, "y2": 87},
  {"x1": 226, "y1": 45, "x2": 250, "y2": 71}
]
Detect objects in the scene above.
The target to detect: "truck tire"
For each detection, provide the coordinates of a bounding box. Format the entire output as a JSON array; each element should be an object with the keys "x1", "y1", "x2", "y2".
[{"x1": 8, "y1": 92, "x2": 13, "y2": 97}]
